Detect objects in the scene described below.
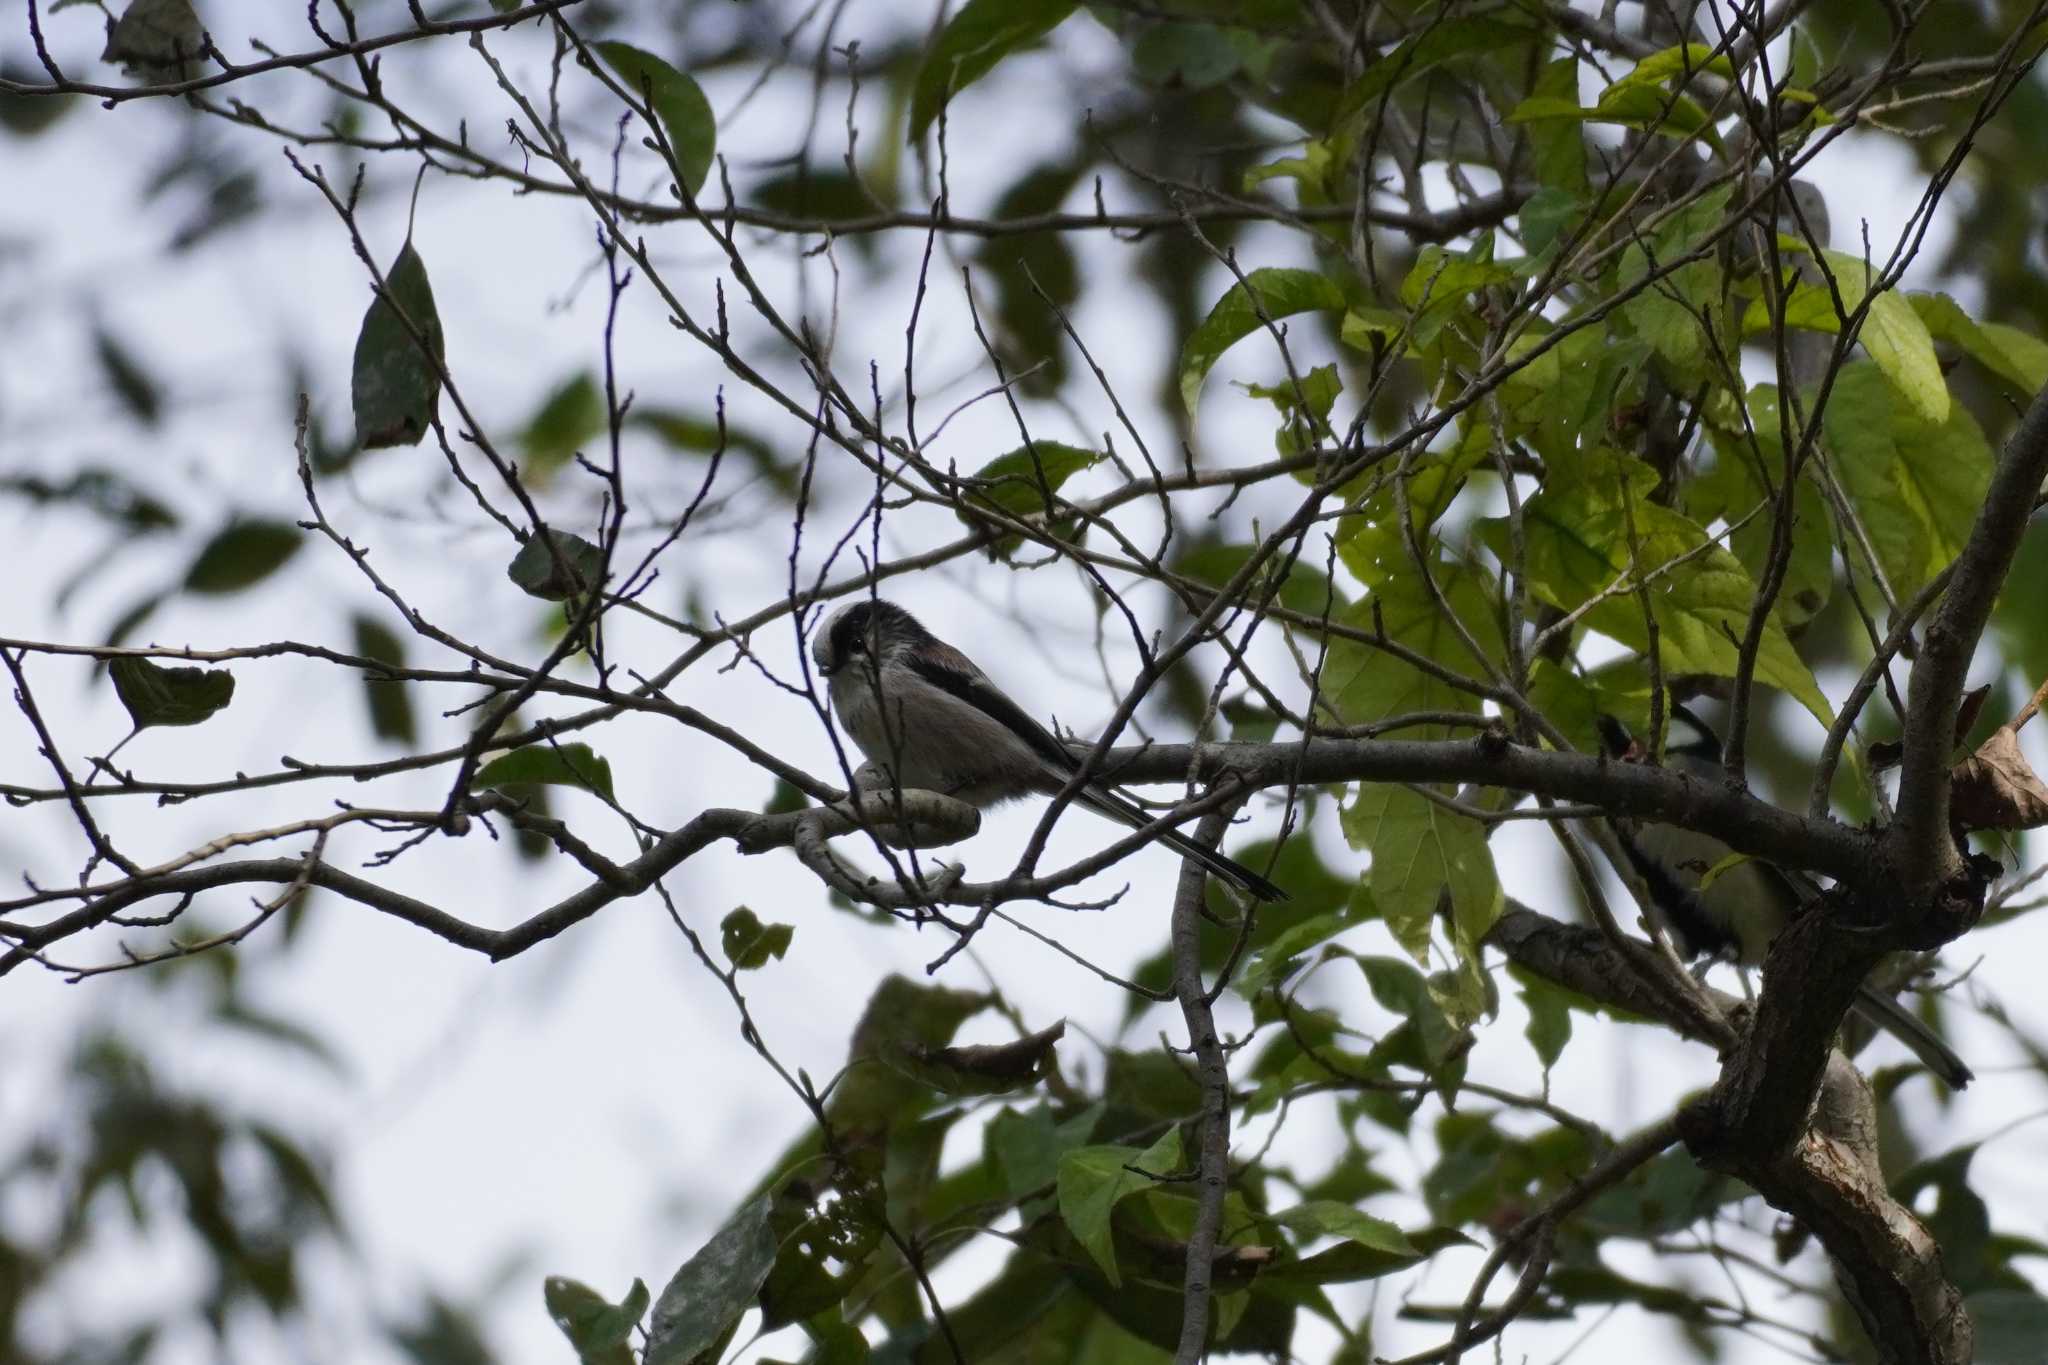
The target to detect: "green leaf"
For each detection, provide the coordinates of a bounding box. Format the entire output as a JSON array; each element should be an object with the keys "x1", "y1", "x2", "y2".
[
  {"x1": 1478, "y1": 447, "x2": 1830, "y2": 723},
  {"x1": 1323, "y1": 559, "x2": 1500, "y2": 730},
  {"x1": 351, "y1": 614, "x2": 416, "y2": 745},
  {"x1": 1056, "y1": 1127, "x2": 1184, "y2": 1287},
  {"x1": 1911, "y1": 293, "x2": 2048, "y2": 394},
  {"x1": 1259, "y1": 1225, "x2": 1470, "y2": 1285},
  {"x1": 0, "y1": 467, "x2": 175, "y2": 533},
  {"x1": 1821, "y1": 363, "x2": 1993, "y2": 598},
  {"x1": 1978, "y1": 322, "x2": 2048, "y2": 393},
  {"x1": 594, "y1": 42, "x2": 717, "y2": 197},
  {"x1": 1338, "y1": 14, "x2": 1539, "y2": 118},
  {"x1": 1744, "y1": 250, "x2": 1948, "y2": 422},
  {"x1": 1521, "y1": 976, "x2": 1572, "y2": 1071},
  {"x1": 1351, "y1": 954, "x2": 1465, "y2": 1068},
  {"x1": 183, "y1": 520, "x2": 302, "y2": 594},
  {"x1": 520, "y1": 371, "x2": 606, "y2": 476},
  {"x1": 954, "y1": 441, "x2": 1102, "y2": 553},
  {"x1": 1399, "y1": 236, "x2": 1517, "y2": 347},
  {"x1": 1509, "y1": 82, "x2": 1722, "y2": 148},
  {"x1": 351, "y1": 241, "x2": 444, "y2": 449},
  {"x1": 1524, "y1": 57, "x2": 1588, "y2": 194},
  {"x1": 1177, "y1": 540, "x2": 1342, "y2": 617},
  {"x1": 1131, "y1": 21, "x2": 1250, "y2": 90},
  {"x1": 544, "y1": 1276, "x2": 647, "y2": 1365},
  {"x1": 1608, "y1": 42, "x2": 1736, "y2": 89},
  {"x1": 1268, "y1": 1200, "x2": 1415, "y2": 1255},
  {"x1": 102, "y1": 0, "x2": 202, "y2": 76},
  {"x1": 1517, "y1": 187, "x2": 1582, "y2": 256},
  {"x1": 507, "y1": 528, "x2": 605, "y2": 601},
  {"x1": 1179, "y1": 267, "x2": 1346, "y2": 414},
  {"x1": 1243, "y1": 363, "x2": 1343, "y2": 457},
  {"x1": 645, "y1": 1196, "x2": 778, "y2": 1365},
  {"x1": 829, "y1": 976, "x2": 993, "y2": 1135},
  {"x1": 475, "y1": 742, "x2": 615, "y2": 801},
  {"x1": 909, "y1": 0, "x2": 1077, "y2": 142},
  {"x1": 721, "y1": 907, "x2": 793, "y2": 971},
  {"x1": 989, "y1": 1103, "x2": 1101, "y2": 1203},
  {"x1": 1969, "y1": 1291, "x2": 2048, "y2": 1365},
  {"x1": 92, "y1": 325, "x2": 162, "y2": 426},
  {"x1": 1232, "y1": 910, "x2": 1354, "y2": 999},
  {"x1": 1618, "y1": 185, "x2": 1733, "y2": 378},
  {"x1": 109, "y1": 656, "x2": 235, "y2": 730}
]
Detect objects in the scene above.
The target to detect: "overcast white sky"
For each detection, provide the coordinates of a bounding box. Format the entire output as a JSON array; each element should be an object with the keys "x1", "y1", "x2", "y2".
[{"x1": 2, "y1": 3, "x2": 2044, "y2": 1362}]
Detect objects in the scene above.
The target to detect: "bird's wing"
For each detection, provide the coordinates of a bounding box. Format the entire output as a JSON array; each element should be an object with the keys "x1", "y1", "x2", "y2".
[{"x1": 902, "y1": 644, "x2": 1081, "y2": 774}]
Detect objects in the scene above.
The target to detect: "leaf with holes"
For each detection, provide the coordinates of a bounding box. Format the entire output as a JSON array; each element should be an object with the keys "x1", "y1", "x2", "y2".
[
  {"x1": 721, "y1": 907, "x2": 794, "y2": 971},
  {"x1": 544, "y1": 1276, "x2": 646, "y2": 1365}
]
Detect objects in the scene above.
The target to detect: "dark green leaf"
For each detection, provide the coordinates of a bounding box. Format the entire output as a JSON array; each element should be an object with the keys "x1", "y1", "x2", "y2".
[
  {"x1": 507, "y1": 528, "x2": 605, "y2": 601},
  {"x1": 92, "y1": 326, "x2": 163, "y2": 425},
  {"x1": 1969, "y1": 1290, "x2": 2048, "y2": 1365},
  {"x1": 1177, "y1": 540, "x2": 1343, "y2": 618},
  {"x1": 103, "y1": 0, "x2": 202, "y2": 77},
  {"x1": 828, "y1": 976, "x2": 993, "y2": 1134},
  {"x1": 0, "y1": 63, "x2": 78, "y2": 136},
  {"x1": 1339, "y1": 14, "x2": 1539, "y2": 117},
  {"x1": 645, "y1": 1196, "x2": 778, "y2": 1365},
  {"x1": 520, "y1": 371, "x2": 606, "y2": 476},
  {"x1": 351, "y1": 241, "x2": 445, "y2": 448},
  {"x1": 1131, "y1": 22, "x2": 1246, "y2": 90},
  {"x1": 954, "y1": 441, "x2": 1102, "y2": 554},
  {"x1": 475, "y1": 742, "x2": 615, "y2": 801},
  {"x1": 109, "y1": 655, "x2": 235, "y2": 730},
  {"x1": 1232, "y1": 910, "x2": 1355, "y2": 999},
  {"x1": 1180, "y1": 267, "x2": 1346, "y2": 413},
  {"x1": 1352, "y1": 955, "x2": 1465, "y2": 1067},
  {"x1": 721, "y1": 907, "x2": 794, "y2": 971},
  {"x1": 909, "y1": 0, "x2": 1077, "y2": 142},
  {"x1": 0, "y1": 467, "x2": 175, "y2": 532},
  {"x1": 988, "y1": 1103, "x2": 1101, "y2": 1203},
  {"x1": 1520, "y1": 976, "x2": 1572, "y2": 1071},
  {"x1": 888, "y1": 1020, "x2": 1065, "y2": 1097},
  {"x1": 351, "y1": 614, "x2": 416, "y2": 745},
  {"x1": 1260, "y1": 1225, "x2": 1471, "y2": 1285},
  {"x1": 183, "y1": 520, "x2": 302, "y2": 594},
  {"x1": 595, "y1": 42, "x2": 717, "y2": 197},
  {"x1": 544, "y1": 1276, "x2": 647, "y2": 1365}
]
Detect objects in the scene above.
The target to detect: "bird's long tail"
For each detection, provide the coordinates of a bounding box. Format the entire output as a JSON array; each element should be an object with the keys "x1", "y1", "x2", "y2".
[
  {"x1": 1071, "y1": 783, "x2": 1288, "y2": 902},
  {"x1": 1851, "y1": 984, "x2": 1973, "y2": 1089}
]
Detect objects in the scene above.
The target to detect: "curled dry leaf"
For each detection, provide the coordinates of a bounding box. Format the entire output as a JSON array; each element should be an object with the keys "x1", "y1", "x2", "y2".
[{"x1": 1949, "y1": 725, "x2": 2048, "y2": 831}]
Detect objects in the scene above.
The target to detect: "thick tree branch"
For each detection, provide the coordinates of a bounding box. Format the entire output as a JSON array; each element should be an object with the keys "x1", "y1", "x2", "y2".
[{"x1": 1893, "y1": 377, "x2": 2048, "y2": 896}]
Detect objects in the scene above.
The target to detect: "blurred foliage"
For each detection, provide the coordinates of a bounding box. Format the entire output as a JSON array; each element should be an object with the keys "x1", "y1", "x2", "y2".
[{"x1": 5, "y1": 0, "x2": 2048, "y2": 1362}]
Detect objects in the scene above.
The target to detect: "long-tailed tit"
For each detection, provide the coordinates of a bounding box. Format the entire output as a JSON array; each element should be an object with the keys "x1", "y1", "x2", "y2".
[
  {"x1": 1608, "y1": 705, "x2": 1971, "y2": 1089},
  {"x1": 810, "y1": 599, "x2": 1286, "y2": 902}
]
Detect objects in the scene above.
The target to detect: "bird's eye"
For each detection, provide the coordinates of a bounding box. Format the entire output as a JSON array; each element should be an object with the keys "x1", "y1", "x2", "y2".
[{"x1": 847, "y1": 638, "x2": 866, "y2": 654}]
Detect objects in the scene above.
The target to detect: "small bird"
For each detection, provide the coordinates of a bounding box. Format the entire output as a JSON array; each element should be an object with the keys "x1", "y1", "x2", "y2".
[
  {"x1": 810, "y1": 598, "x2": 1287, "y2": 902},
  {"x1": 1609, "y1": 706, "x2": 1972, "y2": 1089}
]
